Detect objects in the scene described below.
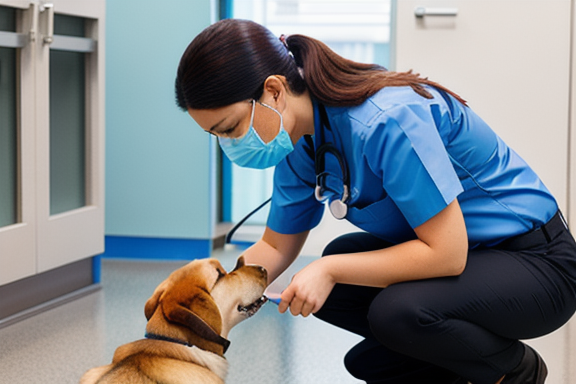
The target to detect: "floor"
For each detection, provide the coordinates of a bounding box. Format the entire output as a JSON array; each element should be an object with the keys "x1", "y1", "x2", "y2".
[{"x1": 0, "y1": 242, "x2": 574, "y2": 383}]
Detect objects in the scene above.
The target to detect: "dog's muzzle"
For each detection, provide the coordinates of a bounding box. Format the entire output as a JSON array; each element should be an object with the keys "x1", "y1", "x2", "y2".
[{"x1": 238, "y1": 296, "x2": 267, "y2": 317}]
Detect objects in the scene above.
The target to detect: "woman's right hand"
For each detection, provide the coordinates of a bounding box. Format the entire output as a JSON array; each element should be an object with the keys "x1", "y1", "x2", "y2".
[{"x1": 278, "y1": 256, "x2": 336, "y2": 317}]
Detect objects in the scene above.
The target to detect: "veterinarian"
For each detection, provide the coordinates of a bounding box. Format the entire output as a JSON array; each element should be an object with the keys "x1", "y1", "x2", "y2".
[{"x1": 175, "y1": 19, "x2": 576, "y2": 384}]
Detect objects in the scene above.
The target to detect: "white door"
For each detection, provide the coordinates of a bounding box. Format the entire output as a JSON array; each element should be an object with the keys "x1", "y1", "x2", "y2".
[
  {"x1": 0, "y1": 0, "x2": 104, "y2": 284},
  {"x1": 35, "y1": 0, "x2": 105, "y2": 272},
  {"x1": 392, "y1": 0, "x2": 572, "y2": 216},
  {"x1": 0, "y1": 0, "x2": 36, "y2": 284}
]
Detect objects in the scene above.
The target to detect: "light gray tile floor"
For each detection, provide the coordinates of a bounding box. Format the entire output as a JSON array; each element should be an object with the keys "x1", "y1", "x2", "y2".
[
  {"x1": 0, "y1": 245, "x2": 573, "y2": 383},
  {"x1": 0, "y1": 249, "x2": 362, "y2": 384}
]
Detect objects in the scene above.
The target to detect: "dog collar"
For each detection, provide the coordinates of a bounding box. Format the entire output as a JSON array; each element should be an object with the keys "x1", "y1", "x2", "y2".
[{"x1": 145, "y1": 332, "x2": 231, "y2": 354}]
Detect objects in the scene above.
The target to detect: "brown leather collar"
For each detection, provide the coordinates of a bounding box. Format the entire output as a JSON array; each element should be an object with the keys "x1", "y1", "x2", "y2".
[{"x1": 145, "y1": 332, "x2": 230, "y2": 354}]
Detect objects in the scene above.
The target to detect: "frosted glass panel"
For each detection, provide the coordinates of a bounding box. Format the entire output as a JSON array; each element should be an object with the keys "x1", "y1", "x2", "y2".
[
  {"x1": 0, "y1": 6, "x2": 15, "y2": 31},
  {"x1": 49, "y1": 15, "x2": 87, "y2": 215},
  {"x1": 54, "y1": 13, "x2": 85, "y2": 37},
  {"x1": 0, "y1": 7, "x2": 17, "y2": 227}
]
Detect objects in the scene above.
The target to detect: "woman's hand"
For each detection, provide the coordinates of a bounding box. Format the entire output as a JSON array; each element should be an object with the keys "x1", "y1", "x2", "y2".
[{"x1": 278, "y1": 257, "x2": 335, "y2": 317}]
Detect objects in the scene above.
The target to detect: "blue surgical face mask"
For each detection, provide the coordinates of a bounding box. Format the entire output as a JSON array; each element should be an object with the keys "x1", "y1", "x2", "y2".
[{"x1": 218, "y1": 100, "x2": 294, "y2": 169}]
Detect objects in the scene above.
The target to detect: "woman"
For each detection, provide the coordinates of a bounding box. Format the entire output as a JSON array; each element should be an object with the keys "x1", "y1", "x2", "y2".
[{"x1": 175, "y1": 19, "x2": 576, "y2": 384}]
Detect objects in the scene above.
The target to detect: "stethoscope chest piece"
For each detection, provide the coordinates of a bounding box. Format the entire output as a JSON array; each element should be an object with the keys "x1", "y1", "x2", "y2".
[{"x1": 329, "y1": 199, "x2": 348, "y2": 220}]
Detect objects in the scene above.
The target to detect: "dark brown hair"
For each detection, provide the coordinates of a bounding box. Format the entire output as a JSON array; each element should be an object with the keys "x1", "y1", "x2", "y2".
[{"x1": 175, "y1": 19, "x2": 465, "y2": 110}]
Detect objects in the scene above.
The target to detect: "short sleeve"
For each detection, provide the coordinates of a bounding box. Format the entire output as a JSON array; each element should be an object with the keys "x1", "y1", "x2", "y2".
[{"x1": 362, "y1": 103, "x2": 463, "y2": 228}]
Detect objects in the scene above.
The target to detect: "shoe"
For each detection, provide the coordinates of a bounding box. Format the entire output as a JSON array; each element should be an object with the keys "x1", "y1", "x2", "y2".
[{"x1": 501, "y1": 344, "x2": 548, "y2": 384}]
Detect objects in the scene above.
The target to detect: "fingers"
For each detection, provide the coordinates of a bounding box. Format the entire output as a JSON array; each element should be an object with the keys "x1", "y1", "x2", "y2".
[
  {"x1": 277, "y1": 288, "x2": 292, "y2": 314},
  {"x1": 275, "y1": 260, "x2": 334, "y2": 317},
  {"x1": 277, "y1": 289, "x2": 318, "y2": 317}
]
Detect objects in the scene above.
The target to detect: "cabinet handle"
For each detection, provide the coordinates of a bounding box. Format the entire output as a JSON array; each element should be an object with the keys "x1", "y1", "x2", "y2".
[
  {"x1": 29, "y1": 2, "x2": 38, "y2": 43},
  {"x1": 414, "y1": 7, "x2": 458, "y2": 18},
  {"x1": 39, "y1": 2, "x2": 53, "y2": 45}
]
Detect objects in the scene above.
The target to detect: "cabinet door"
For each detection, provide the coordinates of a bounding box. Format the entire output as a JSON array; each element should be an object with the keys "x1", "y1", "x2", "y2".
[
  {"x1": 0, "y1": 0, "x2": 104, "y2": 284},
  {"x1": 35, "y1": 0, "x2": 105, "y2": 272},
  {"x1": 393, "y1": 0, "x2": 571, "y2": 214},
  {"x1": 0, "y1": 1, "x2": 36, "y2": 284}
]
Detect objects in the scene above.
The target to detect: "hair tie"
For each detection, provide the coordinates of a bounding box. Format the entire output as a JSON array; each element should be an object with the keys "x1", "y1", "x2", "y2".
[
  {"x1": 279, "y1": 34, "x2": 290, "y2": 49},
  {"x1": 279, "y1": 34, "x2": 295, "y2": 60},
  {"x1": 279, "y1": 34, "x2": 302, "y2": 77}
]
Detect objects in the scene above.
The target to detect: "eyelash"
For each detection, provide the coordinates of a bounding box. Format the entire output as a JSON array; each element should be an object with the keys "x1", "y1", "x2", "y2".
[
  {"x1": 222, "y1": 127, "x2": 235, "y2": 136},
  {"x1": 205, "y1": 128, "x2": 234, "y2": 137}
]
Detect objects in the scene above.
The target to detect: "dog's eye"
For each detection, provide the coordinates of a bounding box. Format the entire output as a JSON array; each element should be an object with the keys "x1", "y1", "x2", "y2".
[{"x1": 216, "y1": 269, "x2": 226, "y2": 282}]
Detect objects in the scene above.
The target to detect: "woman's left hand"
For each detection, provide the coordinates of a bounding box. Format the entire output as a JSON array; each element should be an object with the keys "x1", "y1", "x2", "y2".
[{"x1": 277, "y1": 258, "x2": 335, "y2": 317}]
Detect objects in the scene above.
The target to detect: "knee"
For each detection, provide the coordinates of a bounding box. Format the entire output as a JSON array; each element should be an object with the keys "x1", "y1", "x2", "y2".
[{"x1": 367, "y1": 289, "x2": 440, "y2": 351}]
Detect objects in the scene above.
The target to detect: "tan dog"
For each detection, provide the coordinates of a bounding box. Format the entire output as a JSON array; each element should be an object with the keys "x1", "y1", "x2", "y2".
[{"x1": 80, "y1": 256, "x2": 267, "y2": 384}]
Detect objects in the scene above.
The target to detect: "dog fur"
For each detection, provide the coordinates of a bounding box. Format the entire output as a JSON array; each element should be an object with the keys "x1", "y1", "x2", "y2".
[{"x1": 79, "y1": 256, "x2": 267, "y2": 384}]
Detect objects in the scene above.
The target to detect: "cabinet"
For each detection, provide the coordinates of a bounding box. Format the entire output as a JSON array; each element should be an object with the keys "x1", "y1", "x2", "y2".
[
  {"x1": 392, "y1": 0, "x2": 572, "y2": 220},
  {"x1": 0, "y1": 1, "x2": 104, "y2": 290}
]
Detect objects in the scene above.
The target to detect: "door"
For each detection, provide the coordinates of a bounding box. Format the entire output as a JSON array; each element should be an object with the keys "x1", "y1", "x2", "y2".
[
  {"x1": 393, "y1": 0, "x2": 572, "y2": 215},
  {"x1": 0, "y1": 0, "x2": 104, "y2": 284},
  {"x1": 35, "y1": 0, "x2": 105, "y2": 272},
  {"x1": 0, "y1": 0, "x2": 36, "y2": 284}
]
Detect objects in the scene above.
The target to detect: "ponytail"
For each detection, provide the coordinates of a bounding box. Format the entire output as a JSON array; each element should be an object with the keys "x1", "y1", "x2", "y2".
[{"x1": 284, "y1": 34, "x2": 466, "y2": 106}]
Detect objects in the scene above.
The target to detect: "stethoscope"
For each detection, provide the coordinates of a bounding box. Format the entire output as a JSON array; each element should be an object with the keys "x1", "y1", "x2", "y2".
[
  {"x1": 226, "y1": 103, "x2": 351, "y2": 243},
  {"x1": 314, "y1": 103, "x2": 350, "y2": 220}
]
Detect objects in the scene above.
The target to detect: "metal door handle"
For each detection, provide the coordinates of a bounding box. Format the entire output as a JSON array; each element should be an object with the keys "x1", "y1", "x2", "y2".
[
  {"x1": 39, "y1": 2, "x2": 54, "y2": 45},
  {"x1": 414, "y1": 7, "x2": 458, "y2": 18}
]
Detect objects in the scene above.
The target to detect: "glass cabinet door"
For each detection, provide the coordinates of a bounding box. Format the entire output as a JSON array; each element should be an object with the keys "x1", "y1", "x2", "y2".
[
  {"x1": 0, "y1": 6, "x2": 17, "y2": 228},
  {"x1": 0, "y1": 0, "x2": 104, "y2": 283},
  {"x1": 0, "y1": 2, "x2": 37, "y2": 285},
  {"x1": 35, "y1": 0, "x2": 105, "y2": 273}
]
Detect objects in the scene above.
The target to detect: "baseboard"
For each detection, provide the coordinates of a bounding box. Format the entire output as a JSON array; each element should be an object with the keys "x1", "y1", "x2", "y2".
[
  {"x1": 0, "y1": 284, "x2": 101, "y2": 330},
  {"x1": 0, "y1": 257, "x2": 98, "y2": 328}
]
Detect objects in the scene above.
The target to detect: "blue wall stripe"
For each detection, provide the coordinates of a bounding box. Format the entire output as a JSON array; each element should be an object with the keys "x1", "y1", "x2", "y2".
[
  {"x1": 92, "y1": 255, "x2": 102, "y2": 283},
  {"x1": 101, "y1": 236, "x2": 212, "y2": 261}
]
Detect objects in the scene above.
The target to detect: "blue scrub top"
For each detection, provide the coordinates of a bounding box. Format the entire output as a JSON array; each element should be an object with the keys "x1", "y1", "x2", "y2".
[{"x1": 267, "y1": 86, "x2": 558, "y2": 248}]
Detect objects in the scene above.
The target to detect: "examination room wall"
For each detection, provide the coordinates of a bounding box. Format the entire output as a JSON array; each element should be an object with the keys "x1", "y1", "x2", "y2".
[{"x1": 104, "y1": 0, "x2": 216, "y2": 257}]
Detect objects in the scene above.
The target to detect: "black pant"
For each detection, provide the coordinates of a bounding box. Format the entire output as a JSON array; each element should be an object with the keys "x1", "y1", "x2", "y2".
[{"x1": 314, "y1": 212, "x2": 576, "y2": 384}]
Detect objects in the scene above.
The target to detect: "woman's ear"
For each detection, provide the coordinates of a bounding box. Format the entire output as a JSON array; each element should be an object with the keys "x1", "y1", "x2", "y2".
[{"x1": 261, "y1": 75, "x2": 288, "y2": 111}]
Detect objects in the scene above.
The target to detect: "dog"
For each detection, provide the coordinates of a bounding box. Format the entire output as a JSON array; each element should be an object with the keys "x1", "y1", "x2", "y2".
[{"x1": 80, "y1": 256, "x2": 268, "y2": 384}]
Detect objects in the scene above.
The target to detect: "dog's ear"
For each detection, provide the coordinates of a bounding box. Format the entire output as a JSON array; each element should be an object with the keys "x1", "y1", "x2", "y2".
[
  {"x1": 233, "y1": 255, "x2": 245, "y2": 271},
  {"x1": 145, "y1": 259, "x2": 222, "y2": 321},
  {"x1": 144, "y1": 279, "x2": 170, "y2": 320},
  {"x1": 161, "y1": 275, "x2": 223, "y2": 331},
  {"x1": 161, "y1": 259, "x2": 226, "y2": 336},
  {"x1": 162, "y1": 295, "x2": 227, "y2": 347}
]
